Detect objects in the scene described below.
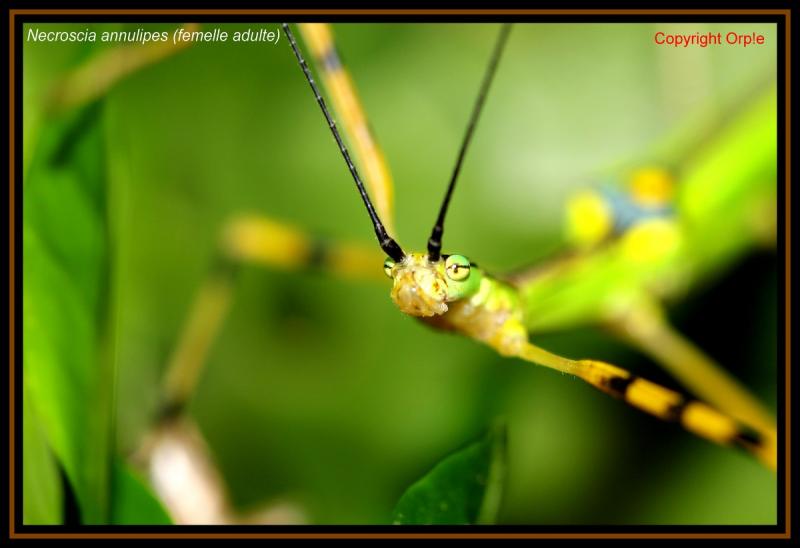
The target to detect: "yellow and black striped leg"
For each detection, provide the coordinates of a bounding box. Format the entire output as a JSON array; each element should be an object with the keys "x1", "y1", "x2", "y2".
[
  {"x1": 607, "y1": 299, "x2": 777, "y2": 446},
  {"x1": 222, "y1": 214, "x2": 385, "y2": 281},
  {"x1": 516, "y1": 343, "x2": 777, "y2": 470}
]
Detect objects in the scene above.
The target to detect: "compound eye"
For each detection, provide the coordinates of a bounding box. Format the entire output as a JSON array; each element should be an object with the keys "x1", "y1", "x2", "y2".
[
  {"x1": 383, "y1": 257, "x2": 396, "y2": 278},
  {"x1": 445, "y1": 255, "x2": 471, "y2": 281}
]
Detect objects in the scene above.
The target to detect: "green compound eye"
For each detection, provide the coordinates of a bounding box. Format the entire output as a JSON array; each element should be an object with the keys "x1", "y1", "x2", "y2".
[
  {"x1": 445, "y1": 255, "x2": 471, "y2": 281},
  {"x1": 383, "y1": 257, "x2": 396, "y2": 278}
]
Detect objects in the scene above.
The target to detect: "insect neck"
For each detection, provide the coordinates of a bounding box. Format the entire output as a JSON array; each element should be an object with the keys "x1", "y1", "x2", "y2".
[{"x1": 424, "y1": 268, "x2": 528, "y2": 355}]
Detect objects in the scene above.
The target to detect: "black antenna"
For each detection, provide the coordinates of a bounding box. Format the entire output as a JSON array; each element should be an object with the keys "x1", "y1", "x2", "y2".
[
  {"x1": 282, "y1": 23, "x2": 405, "y2": 262},
  {"x1": 427, "y1": 24, "x2": 512, "y2": 262}
]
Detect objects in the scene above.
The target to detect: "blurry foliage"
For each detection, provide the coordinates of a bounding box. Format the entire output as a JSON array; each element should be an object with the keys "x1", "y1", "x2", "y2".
[
  {"x1": 22, "y1": 22, "x2": 778, "y2": 525},
  {"x1": 23, "y1": 44, "x2": 171, "y2": 525},
  {"x1": 22, "y1": 384, "x2": 62, "y2": 524},
  {"x1": 23, "y1": 102, "x2": 114, "y2": 523},
  {"x1": 109, "y1": 460, "x2": 172, "y2": 525}
]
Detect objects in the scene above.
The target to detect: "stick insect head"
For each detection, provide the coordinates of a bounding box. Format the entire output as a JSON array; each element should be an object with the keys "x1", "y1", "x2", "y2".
[
  {"x1": 383, "y1": 252, "x2": 482, "y2": 317},
  {"x1": 283, "y1": 23, "x2": 509, "y2": 316},
  {"x1": 384, "y1": 24, "x2": 510, "y2": 318}
]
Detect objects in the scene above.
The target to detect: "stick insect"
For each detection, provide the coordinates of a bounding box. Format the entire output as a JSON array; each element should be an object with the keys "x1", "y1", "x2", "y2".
[{"x1": 150, "y1": 22, "x2": 778, "y2": 522}]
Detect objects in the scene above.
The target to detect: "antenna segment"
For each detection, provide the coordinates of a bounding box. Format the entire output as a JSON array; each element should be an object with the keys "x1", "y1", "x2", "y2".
[
  {"x1": 427, "y1": 24, "x2": 512, "y2": 262},
  {"x1": 283, "y1": 23, "x2": 405, "y2": 262}
]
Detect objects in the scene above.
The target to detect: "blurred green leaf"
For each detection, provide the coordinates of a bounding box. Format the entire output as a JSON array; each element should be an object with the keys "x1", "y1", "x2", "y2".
[
  {"x1": 392, "y1": 422, "x2": 507, "y2": 525},
  {"x1": 22, "y1": 381, "x2": 63, "y2": 525},
  {"x1": 110, "y1": 459, "x2": 172, "y2": 525},
  {"x1": 23, "y1": 102, "x2": 114, "y2": 524}
]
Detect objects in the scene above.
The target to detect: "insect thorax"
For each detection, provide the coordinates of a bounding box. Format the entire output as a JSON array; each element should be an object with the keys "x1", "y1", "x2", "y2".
[{"x1": 423, "y1": 274, "x2": 528, "y2": 356}]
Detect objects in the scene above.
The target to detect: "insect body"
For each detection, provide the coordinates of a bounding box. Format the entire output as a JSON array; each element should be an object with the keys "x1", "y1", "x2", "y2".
[
  {"x1": 566, "y1": 167, "x2": 677, "y2": 251},
  {"x1": 387, "y1": 252, "x2": 526, "y2": 354},
  {"x1": 281, "y1": 22, "x2": 777, "y2": 470},
  {"x1": 384, "y1": 250, "x2": 774, "y2": 468}
]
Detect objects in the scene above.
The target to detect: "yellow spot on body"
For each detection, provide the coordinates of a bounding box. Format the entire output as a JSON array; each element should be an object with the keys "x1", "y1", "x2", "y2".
[
  {"x1": 629, "y1": 167, "x2": 674, "y2": 206},
  {"x1": 620, "y1": 218, "x2": 681, "y2": 263},
  {"x1": 566, "y1": 190, "x2": 613, "y2": 247}
]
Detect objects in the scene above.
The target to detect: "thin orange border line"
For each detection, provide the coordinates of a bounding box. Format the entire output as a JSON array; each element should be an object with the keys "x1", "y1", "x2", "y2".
[
  {"x1": 8, "y1": 8, "x2": 791, "y2": 539},
  {"x1": 7, "y1": 8, "x2": 793, "y2": 15}
]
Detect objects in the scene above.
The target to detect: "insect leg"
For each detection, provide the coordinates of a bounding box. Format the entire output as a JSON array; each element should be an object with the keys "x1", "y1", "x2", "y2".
[
  {"x1": 298, "y1": 23, "x2": 397, "y2": 234},
  {"x1": 511, "y1": 340, "x2": 777, "y2": 470},
  {"x1": 146, "y1": 216, "x2": 383, "y2": 523},
  {"x1": 607, "y1": 298, "x2": 777, "y2": 444},
  {"x1": 159, "y1": 214, "x2": 384, "y2": 417},
  {"x1": 48, "y1": 23, "x2": 200, "y2": 113},
  {"x1": 222, "y1": 214, "x2": 385, "y2": 281}
]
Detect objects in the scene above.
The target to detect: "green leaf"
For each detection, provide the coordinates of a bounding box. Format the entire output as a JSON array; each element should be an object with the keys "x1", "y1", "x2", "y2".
[
  {"x1": 110, "y1": 459, "x2": 172, "y2": 525},
  {"x1": 22, "y1": 381, "x2": 63, "y2": 525},
  {"x1": 23, "y1": 102, "x2": 114, "y2": 524},
  {"x1": 392, "y1": 422, "x2": 507, "y2": 525}
]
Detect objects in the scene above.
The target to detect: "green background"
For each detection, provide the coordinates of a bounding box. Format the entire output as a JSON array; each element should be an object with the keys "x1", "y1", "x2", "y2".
[{"x1": 23, "y1": 22, "x2": 778, "y2": 524}]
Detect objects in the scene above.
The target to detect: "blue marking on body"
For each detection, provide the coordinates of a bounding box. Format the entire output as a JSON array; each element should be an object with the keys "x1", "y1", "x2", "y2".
[{"x1": 598, "y1": 185, "x2": 674, "y2": 235}]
